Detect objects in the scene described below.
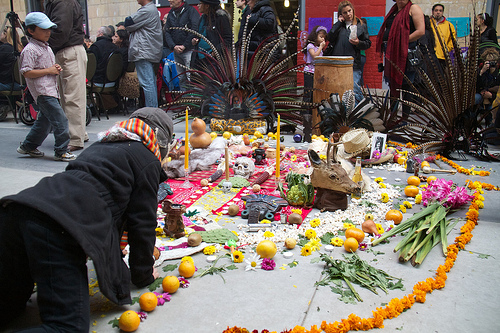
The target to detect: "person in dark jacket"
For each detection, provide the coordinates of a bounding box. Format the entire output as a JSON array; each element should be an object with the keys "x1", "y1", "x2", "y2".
[
  {"x1": 113, "y1": 29, "x2": 130, "y2": 73},
  {"x1": 0, "y1": 107, "x2": 173, "y2": 332},
  {"x1": 45, "y1": 0, "x2": 88, "y2": 152},
  {"x1": 0, "y1": 27, "x2": 21, "y2": 91},
  {"x1": 237, "y1": 0, "x2": 277, "y2": 58},
  {"x1": 191, "y1": 0, "x2": 232, "y2": 69},
  {"x1": 328, "y1": 1, "x2": 371, "y2": 104},
  {"x1": 88, "y1": 26, "x2": 118, "y2": 86},
  {"x1": 164, "y1": 0, "x2": 200, "y2": 90}
]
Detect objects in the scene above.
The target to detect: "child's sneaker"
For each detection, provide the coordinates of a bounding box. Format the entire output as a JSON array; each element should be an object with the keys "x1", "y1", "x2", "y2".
[
  {"x1": 17, "y1": 144, "x2": 44, "y2": 157},
  {"x1": 54, "y1": 152, "x2": 76, "y2": 162}
]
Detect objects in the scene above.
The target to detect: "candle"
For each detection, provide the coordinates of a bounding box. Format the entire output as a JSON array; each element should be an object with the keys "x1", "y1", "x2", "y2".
[
  {"x1": 225, "y1": 146, "x2": 229, "y2": 180},
  {"x1": 276, "y1": 114, "x2": 280, "y2": 179},
  {"x1": 184, "y1": 108, "x2": 189, "y2": 170}
]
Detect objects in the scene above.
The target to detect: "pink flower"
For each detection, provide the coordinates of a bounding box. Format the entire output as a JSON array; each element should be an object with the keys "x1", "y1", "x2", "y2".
[
  {"x1": 137, "y1": 312, "x2": 147, "y2": 321},
  {"x1": 359, "y1": 242, "x2": 368, "y2": 251},
  {"x1": 153, "y1": 292, "x2": 171, "y2": 306},
  {"x1": 261, "y1": 258, "x2": 276, "y2": 270},
  {"x1": 447, "y1": 186, "x2": 474, "y2": 209},
  {"x1": 178, "y1": 277, "x2": 190, "y2": 288}
]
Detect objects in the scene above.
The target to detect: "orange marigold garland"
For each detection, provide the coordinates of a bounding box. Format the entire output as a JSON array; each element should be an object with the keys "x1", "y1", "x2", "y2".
[
  {"x1": 436, "y1": 155, "x2": 492, "y2": 176},
  {"x1": 223, "y1": 185, "x2": 485, "y2": 333}
]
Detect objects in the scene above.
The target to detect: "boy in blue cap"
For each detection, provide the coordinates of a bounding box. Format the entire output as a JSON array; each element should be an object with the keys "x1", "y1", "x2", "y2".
[{"x1": 17, "y1": 12, "x2": 75, "y2": 161}]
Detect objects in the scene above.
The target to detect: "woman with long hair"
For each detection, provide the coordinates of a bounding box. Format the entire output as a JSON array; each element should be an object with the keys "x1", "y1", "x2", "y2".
[
  {"x1": 478, "y1": 13, "x2": 499, "y2": 54},
  {"x1": 328, "y1": 1, "x2": 371, "y2": 104},
  {"x1": 0, "y1": 27, "x2": 22, "y2": 91},
  {"x1": 376, "y1": 0, "x2": 425, "y2": 117},
  {"x1": 191, "y1": 0, "x2": 232, "y2": 68},
  {"x1": 112, "y1": 29, "x2": 130, "y2": 73}
]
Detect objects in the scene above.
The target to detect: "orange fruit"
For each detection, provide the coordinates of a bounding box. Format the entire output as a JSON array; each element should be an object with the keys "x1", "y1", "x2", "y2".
[
  {"x1": 178, "y1": 261, "x2": 196, "y2": 278},
  {"x1": 345, "y1": 227, "x2": 365, "y2": 244},
  {"x1": 397, "y1": 156, "x2": 407, "y2": 165},
  {"x1": 427, "y1": 175, "x2": 437, "y2": 184},
  {"x1": 407, "y1": 175, "x2": 421, "y2": 186},
  {"x1": 344, "y1": 237, "x2": 359, "y2": 252},
  {"x1": 256, "y1": 240, "x2": 277, "y2": 259},
  {"x1": 139, "y1": 292, "x2": 157, "y2": 312},
  {"x1": 421, "y1": 161, "x2": 430, "y2": 168},
  {"x1": 385, "y1": 209, "x2": 403, "y2": 225},
  {"x1": 162, "y1": 275, "x2": 180, "y2": 294},
  {"x1": 404, "y1": 185, "x2": 419, "y2": 197},
  {"x1": 118, "y1": 310, "x2": 140, "y2": 332}
]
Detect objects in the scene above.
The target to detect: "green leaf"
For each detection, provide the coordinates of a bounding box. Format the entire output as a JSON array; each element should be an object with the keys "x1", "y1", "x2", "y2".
[
  {"x1": 288, "y1": 260, "x2": 298, "y2": 268},
  {"x1": 396, "y1": 326, "x2": 404, "y2": 330},
  {"x1": 366, "y1": 248, "x2": 385, "y2": 256},
  {"x1": 360, "y1": 200, "x2": 377, "y2": 207},
  {"x1": 148, "y1": 277, "x2": 163, "y2": 291},
  {"x1": 162, "y1": 264, "x2": 178, "y2": 272},
  {"x1": 387, "y1": 279, "x2": 405, "y2": 291},
  {"x1": 320, "y1": 232, "x2": 336, "y2": 245},
  {"x1": 108, "y1": 318, "x2": 119, "y2": 328},
  {"x1": 226, "y1": 264, "x2": 238, "y2": 270},
  {"x1": 310, "y1": 257, "x2": 321, "y2": 264},
  {"x1": 342, "y1": 218, "x2": 353, "y2": 224},
  {"x1": 131, "y1": 296, "x2": 140, "y2": 305}
]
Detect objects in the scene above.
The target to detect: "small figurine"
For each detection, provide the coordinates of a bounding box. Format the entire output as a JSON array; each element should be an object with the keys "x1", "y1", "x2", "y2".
[
  {"x1": 252, "y1": 148, "x2": 266, "y2": 165},
  {"x1": 162, "y1": 199, "x2": 187, "y2": 238}
]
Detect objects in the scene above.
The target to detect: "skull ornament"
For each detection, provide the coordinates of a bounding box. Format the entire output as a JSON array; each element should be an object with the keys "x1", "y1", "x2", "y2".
[
  {"x1": 222, "y1": 180, "x2": 233, "y2": 192},
  {"x1": 233, "y1": 157, "x2": 255, "y2": 179}
]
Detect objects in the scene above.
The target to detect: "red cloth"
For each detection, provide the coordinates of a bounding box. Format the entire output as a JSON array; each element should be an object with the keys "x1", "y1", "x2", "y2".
[{"x1": 376, "y1": 1, "x2": 413, "y2": 89}]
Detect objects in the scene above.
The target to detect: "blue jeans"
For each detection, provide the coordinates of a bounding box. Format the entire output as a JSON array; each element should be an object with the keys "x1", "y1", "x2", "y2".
[
  {"x1": 173, "y1": 50, "x2": 193, "y2": 91},
  {"x1": 353, "y1": 69, "x2": 363, "y2": 105},
  {"x1": 0, "y1": 203, "x2": 89, "y2": 332},
  {"x1": 135, "y1": 60, "x2": 158, "y2": 108},
  {"x1": 0, "y1": 82, "x2": 21, "y2": 91},
  {"x1": 22, "y1": 95, "x2": 70, "y2": 156}
]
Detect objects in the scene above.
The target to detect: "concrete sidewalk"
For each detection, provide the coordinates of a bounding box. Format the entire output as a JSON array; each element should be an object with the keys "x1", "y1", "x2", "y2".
[{"x1": 1, "y1": 112, "x2": 499, "y2": 333}]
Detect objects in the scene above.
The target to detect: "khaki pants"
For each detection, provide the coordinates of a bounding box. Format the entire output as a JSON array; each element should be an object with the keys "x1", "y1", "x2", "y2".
[{"x1": 56, "y1": 45, "x2": 88, "y2": 147}]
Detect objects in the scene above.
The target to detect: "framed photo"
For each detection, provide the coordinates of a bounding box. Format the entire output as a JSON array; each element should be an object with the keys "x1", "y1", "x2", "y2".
[{"x1": 370, "y1": 132, "x2": 387, "y2": 159}]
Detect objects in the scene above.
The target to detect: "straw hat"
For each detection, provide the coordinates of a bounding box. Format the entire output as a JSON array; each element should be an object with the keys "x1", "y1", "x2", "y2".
[{"x1": 336, "y1": 128, "x2": 372, "y2": 159}]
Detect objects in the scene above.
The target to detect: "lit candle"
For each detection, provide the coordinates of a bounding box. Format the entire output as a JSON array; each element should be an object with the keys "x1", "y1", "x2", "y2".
[
  {"x1": 184, "y1": 108, "x2": 189, "y2": 170},
  {"x1": 225, "y1": 146, "x2": 229, "y2": 180},
  {"x1": 276, "y1": 114, "x2": 280, "y2": 179}
]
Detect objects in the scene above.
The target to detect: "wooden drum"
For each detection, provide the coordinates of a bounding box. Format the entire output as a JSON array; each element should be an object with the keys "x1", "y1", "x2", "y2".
[{"x1": 312, "y1": 56, "x2": 354, "y2": 135}]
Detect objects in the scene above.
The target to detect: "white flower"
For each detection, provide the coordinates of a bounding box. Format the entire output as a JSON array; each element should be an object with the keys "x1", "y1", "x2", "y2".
[{"x1": 244, "y1": 254, "x2": 262, "y2": 271}]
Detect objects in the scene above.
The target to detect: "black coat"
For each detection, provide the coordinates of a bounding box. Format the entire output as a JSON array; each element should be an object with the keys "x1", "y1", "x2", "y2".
[
  {"x1": 192, "y1": 9, "x2": 232, "y2": 64},
  {"x1": 328, "y1": 20, "x2": 371, "y2": 70},
  {"x1": 164, "y1": 3, "x2": 200, "y2": 51},
  {"x1": 237, "y1": 0, "x2": 277, "y2": 55},
  {"x1": 88, "y1": 36, "x2": 118, "y2": 83},
  {"x1": 0, "y1": 141, "x2": 167, "y2": 305},
  {"x1": 0, "y1": 42, "x2": 16, "y2": 85}
]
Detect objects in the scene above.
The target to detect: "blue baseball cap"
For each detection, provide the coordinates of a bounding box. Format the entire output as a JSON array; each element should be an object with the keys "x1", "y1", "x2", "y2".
[{"x1": 25, "y1": 12, "x2": 57, "y2": 29}]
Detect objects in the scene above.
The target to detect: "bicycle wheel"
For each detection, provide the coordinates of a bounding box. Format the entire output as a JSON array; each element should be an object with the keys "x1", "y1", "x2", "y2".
[
  {"x1": 86, "y1": 105, "x2": 92, "y2": 126},
  {"x1": 19, "y1": 105, "x2": 36, "y2": 126}
]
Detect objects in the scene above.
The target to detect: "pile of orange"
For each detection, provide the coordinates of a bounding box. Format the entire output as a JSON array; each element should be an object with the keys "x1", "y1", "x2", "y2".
[
  {"x1": 139, "y1": 292, "x2": 157, "y2": 312},
  {"x1": 407, "y1": 175, "x2": 421, "y2": 186},
  {"x1": 178, "y1": 260, "x2": 196, "y2": 278},
  {"x1": 404, "y1": 185, "x2": 419, "y2": 197}
]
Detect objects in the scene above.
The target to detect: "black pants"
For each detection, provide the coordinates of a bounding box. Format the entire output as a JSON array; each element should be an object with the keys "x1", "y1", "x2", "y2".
[{"x1": 0, "y1": 204, "x2": 89, "y2": 332}]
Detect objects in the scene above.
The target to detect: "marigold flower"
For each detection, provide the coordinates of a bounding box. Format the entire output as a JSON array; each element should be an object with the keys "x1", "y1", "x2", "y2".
[
  {"x1": 374, "y1": 177, "x2": 383, "y2": 183},
  {"x1": 310, "y1": 218, "x2": 321, "y2": 228},
  {"x1": 379, "y1": 182, "x2": 387, "y2": 188},
  {"x1": 300, "y1": 244, "x2": 312, "y2": 256},
  {"x1": 263, "y1": 231, "x2": 274, "y2": 238},
  {"x1": 330, "y1": 237, "x2": 344, "y2": 247},
  {"x1": 291, "y1": 208, "x2": 302, "y2": 214},
  {"x1": 415, "y1": 194, "x2": 422, "y2": 204},
  {"x1": 476, "y1": 200, "x2": 484, "y2": 209},
  {"x1": 232, "y1": 250, "x2": 244, "y2": 263},
  {"x1": 203, "y1": 245, "x2": 216, "y2": 255},
  {"x1": 304, "y1": 229, "x2": 317, "y2": 239},
  {"x1": 181, "y1": 256, "x2": 194, "y2": 264},
  {"x1": 381, "y1": 193, "x2": 389, "y2": 203},
  {"x1": 399, "y1": 205, "x2": 406, "y2": 213},
  {"x1": 403, "y1": 201, "x2": 412, "y2": 209}
]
